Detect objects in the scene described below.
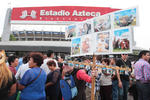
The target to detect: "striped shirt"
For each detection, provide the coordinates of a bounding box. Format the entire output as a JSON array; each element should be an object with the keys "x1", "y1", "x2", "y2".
[
  {"x1": 86, "y1": 69, "x2": 101, "y2": 91},
  {"x1": 134, "y1": 59, "x2": 150, "y2": 82}
]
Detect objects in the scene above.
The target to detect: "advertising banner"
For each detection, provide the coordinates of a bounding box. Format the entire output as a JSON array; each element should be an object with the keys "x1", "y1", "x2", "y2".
[
  {"x1": 113, "y1": 7, "x2": 138, "y2": 28},
  {"x1": 77, "y1": 19, "x2": 93, "y2": 37},
  {"x1": 65, "y1": 24, "x2": 77, "y2": 38},
  {"x1": 81, "y1": 34, "x2": 93, "y2": 55},
  {"x1": 94, "y1": 31, "x2": 110, "y2": 54},
  {"x1": 94, "y1": 14, "x2": 112, "y2": 32},
  {"x1": 69, "y1": 7, "x2": 138, "y2": 56},
  {"x1": 11, "y1": 6, "x2": 119, "y2": 24},
  {"x1": 112, "y1": 27, "x2": 132, "y2": 54},
  {"x1": 71, "y1": 37, "x2": 81, "y2": 56}
]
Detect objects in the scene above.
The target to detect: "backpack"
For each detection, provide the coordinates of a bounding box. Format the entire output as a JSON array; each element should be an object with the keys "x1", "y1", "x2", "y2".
[{"x1": 60, "y1": 74, "x2": 78, "y2": 100}]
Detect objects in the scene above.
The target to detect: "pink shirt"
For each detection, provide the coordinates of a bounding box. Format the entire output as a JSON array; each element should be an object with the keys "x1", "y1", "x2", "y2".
[
  {"x1": 134, "y1": 59, "x2": 150, "y2": 82},
  {"x1": 76, "y1": 69, "x2": 92, "y2": 83},
  {"x1": 9, "y1": 66, "x2": 17, "y2": 75}
]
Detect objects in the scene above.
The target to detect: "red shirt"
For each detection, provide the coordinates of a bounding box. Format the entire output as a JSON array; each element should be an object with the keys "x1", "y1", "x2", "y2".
[
  {"x1": 76, "y1": 69, "x2": 92, "y2": 83},
  {"x1": 9, "y1": 66, "x2": 17, "y2": 75}
]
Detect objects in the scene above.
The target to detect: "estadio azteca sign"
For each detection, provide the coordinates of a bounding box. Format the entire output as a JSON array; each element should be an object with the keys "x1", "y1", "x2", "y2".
[
  {"x1": 40, "y1": 10, "x2": 101, "y2": 17},
  {"x1": 11, "y1": 6, "x2": 119, "y2": 24},
  {"x1": 19, "y1": 9, "x2": 100, "y2": 19}
]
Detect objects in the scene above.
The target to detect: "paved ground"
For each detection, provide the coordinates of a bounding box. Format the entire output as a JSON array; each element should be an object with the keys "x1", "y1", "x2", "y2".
[{"x1": 128, "y1": 93, "x2": 134, "y2": 100}]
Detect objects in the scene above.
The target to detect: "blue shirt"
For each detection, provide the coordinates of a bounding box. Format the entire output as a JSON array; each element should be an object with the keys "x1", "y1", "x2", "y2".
[
  {"x1": 16, "y1": 58, "x2": 23, "y2": 71},
  {"x1": 20, "y1": 67, "x2": 47, "y2": 100}
]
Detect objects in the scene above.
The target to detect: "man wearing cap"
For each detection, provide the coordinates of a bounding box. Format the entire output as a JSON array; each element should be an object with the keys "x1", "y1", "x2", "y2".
[{"x1": 62, "y1": 63, "x2": 98, "y2": 100}]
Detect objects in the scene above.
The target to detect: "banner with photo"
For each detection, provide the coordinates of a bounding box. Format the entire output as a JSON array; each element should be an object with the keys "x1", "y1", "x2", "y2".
[
  {"x1": 65, "y1": 24, "x2": 77, "y2": 39},
  {"x1": 112, "y1": 27, "x2": 132, "y2": 54},
  {"x1": 71, "y1": 37, "x2": 81, "y2": 56},
  {"x1": 81, "y1": 34, "x2": 93, "y2": 56},
  {"x1": 113, "y1": 7, "x2": 138, "y2": 29},
  {"x1": 69, "y1": 7, "x2": 138, "y2": 56},
  {"x1": 94, "y1": 14, "x2": 112, "y2": 32},
  {"x1": 94, "y1": 31, "x2": 111, "y2": 55},
  {"x1": 76, "y1": 19, "x2": 92, "y2": 37}
]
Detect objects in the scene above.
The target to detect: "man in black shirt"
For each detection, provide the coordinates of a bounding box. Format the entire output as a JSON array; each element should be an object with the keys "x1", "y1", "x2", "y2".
[{"x1": 116, "y1": 54, "x2": 132, "y2": 100}]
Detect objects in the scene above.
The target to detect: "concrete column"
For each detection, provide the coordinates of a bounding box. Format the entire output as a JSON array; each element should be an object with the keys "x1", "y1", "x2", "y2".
[{"x1": 1, "y1": 8, "x2": 12, "y2": 42}]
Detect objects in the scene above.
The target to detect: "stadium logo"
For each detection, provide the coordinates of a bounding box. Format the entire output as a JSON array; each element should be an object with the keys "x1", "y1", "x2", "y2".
[{"x1": 20, "y1": 10, "x2": 37, "y2": 19}]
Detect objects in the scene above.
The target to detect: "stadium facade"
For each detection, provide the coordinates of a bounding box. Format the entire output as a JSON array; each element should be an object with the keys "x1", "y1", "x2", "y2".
[{"x1": 0, "y1": 6, "x2": 119, "y2": 55}]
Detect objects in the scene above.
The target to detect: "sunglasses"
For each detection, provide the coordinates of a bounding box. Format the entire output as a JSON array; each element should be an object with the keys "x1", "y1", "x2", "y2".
[{"x1": 122, "y1": 54, "x2": 128, "y2": 55}]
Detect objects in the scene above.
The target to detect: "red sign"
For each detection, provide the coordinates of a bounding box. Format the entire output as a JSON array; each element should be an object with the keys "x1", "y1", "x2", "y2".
[{"x1": 11, "y1": 6, "x2": 119, "y2": 23}]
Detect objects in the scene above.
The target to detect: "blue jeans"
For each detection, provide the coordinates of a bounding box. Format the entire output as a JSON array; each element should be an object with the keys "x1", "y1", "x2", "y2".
[
  {"x1": 136, "y1": 81, "x2": 150, "y2": 100},
  {"x1": 118, "y1": 80, "x2": 129, "y2": 100},
  {"x1": 112, "y1": 80, "x2": 119, "y2": 100}
]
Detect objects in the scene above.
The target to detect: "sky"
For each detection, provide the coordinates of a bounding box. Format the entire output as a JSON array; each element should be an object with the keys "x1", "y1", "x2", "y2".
[{"x1": 0, "y1": 0, "x2": 150, "y2": 50}]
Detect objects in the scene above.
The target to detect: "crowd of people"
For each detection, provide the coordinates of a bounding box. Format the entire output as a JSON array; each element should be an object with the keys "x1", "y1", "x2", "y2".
[{"x1": 0, "y1": 49, "x2": 150, "y2": 100}]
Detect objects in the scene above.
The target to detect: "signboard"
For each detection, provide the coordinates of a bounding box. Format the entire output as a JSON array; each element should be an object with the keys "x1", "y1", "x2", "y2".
[
  {"x1": 112, "y1": 27, "x2": 132, "y2": 53},
  {"x1": 113, "y1": 7, "x2": 138, "y2": 28},
  {"x1": 77, "y1": 20, "x2": 92, "y2": 36},
  {"x1": 65, "y1": 24, "x2": 77, "y2": 38},
  {"x1": 81, "y1": 34, "x2": 93, "y2": 55},
  {"x1": 94, "y1": 31, "x2": 110, "y2": 54},
  {"x1": 70, "y1": 7, "x2": 138, "y2": 56},
  {"x1": 94, "y1": 14, "x2": 112, "y2": 32},
  {"x1": 71, "y1": 37, "x2": 81, "y2": 56},
  {"x1": 11, "y1": 6, "x2": 119, "y2": 24}
]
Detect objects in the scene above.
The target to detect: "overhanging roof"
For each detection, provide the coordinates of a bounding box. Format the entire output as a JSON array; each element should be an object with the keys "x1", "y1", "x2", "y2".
[{"x1": 0, "y1": 41, "x2": 71, "y2": 53}]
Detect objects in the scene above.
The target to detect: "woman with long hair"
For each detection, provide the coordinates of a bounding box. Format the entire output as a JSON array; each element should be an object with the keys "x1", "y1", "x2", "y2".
[{"x1": 0, "y1": 50, "x2": 16, "y2": 100}]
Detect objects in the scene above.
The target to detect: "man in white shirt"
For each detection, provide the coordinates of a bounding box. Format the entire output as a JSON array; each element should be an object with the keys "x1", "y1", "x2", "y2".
[
  {"x1": 15, "y1": 55, "x2": 30, "y2": 80},
  {"x1": 41, "y1": 50, "x2": 58, "y2": 75},
  {"x1": 15, "y1": 63, "x2": 30, "y2": 80}
]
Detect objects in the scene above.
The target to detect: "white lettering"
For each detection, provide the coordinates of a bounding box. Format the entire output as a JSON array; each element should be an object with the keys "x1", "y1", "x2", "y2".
[
  {"x1": 91, "y1": 12, "x2": 95, "y2": 16},
  {"x1": 95, "y1": 12, "x2": 101, "y2": 17},
  {"x1": 58, "y1": 10, "x2": 64, "y2": 16},
  {"x1": 72, "y1": 10, "x2": 101, "y2": 17},
  {"x1": 78, "y1": 11, "x2": 83, "y2": 16},
  {"x1": 86, "y1": 12, "x2": 91, "y2": 16},
  {"x1": 82, "y1": 10, "x2": 85, "y2": 16},
  {"x1": 49, "y1": 10, "x2": 53, "y2": 15},
  {"x1": 72, "y1": 10, "x2": 78, "y2": 16},
  {"x1": 65, "y1": 11, "x2": 70, "y2": 16},
  {"x1": 40, "y1": 10, "x2": 45, "y2": 16},
  {"x1": 45, "y1": 11, "x2": 49, "y2": 16},
  {"x1": 53, "y1": 11, "x2": 57, "y2": 16},
  {"x1": 40, "y1": 10, "x2": 100, "y2": 17}
]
